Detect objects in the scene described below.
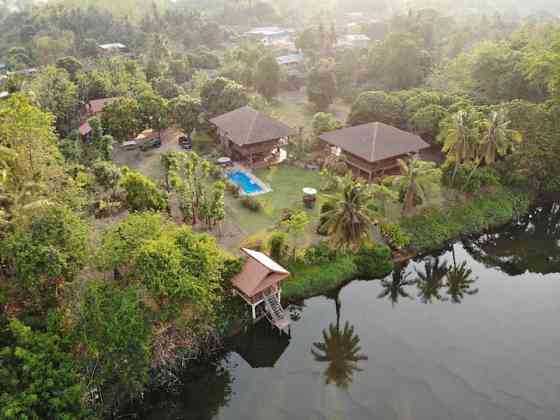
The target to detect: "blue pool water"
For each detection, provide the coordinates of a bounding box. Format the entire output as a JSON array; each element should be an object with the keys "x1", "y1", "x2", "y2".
[{"x1": 227, "y1": 170, "x2": 263, "y2": 194}]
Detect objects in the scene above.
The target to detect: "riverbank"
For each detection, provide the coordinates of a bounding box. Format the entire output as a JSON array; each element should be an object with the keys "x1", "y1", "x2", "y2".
[{"x1": 282, "y1": 186, "x2": 532, "y2": 303}]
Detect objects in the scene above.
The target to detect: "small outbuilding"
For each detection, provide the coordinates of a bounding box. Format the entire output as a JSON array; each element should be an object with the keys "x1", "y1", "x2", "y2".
[
  {"x1": 82, "y1": 97, "x2": 121, "y2": 119},
  {"x1": 79, "y1": 97, "x2": 121, "y2": 139},
  {"x1": 78, "y1": 121, "x2": 93, "y2": 137},
  {"x1": 319, "y1": 122, "x2": 430, "y2": 181},
  {"x1": 210, "y1": 106, "x2": 297, "y2": 168},
  {"x1": 98, "y1": 43, "x2": 128, "y2": 55},
  {"x1": 230, "y1": 248, "x2": 291, "y2": 332}
]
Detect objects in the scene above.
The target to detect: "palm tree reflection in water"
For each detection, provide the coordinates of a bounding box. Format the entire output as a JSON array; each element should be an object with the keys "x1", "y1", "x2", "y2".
[
  {"x1": 413, "y1": 246, "x2": 479, "y2": 304},
  {"x1": 415, "y1": 257, "x2": 450, "y2": 304},
  {"x1": 377, "y1": 263, "x2": 416, "y2": 306},
  {"x1": 446, "y1": 261, "x2": 479, "y2": 303},
  {"x1": 311, "y1": 322, "x2": 368, "y2": 388}
]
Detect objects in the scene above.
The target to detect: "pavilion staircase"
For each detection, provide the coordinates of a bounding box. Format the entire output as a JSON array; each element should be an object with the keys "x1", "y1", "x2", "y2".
[{"x1": 264, "y1": 292, "x2": 291, "y2": 334}]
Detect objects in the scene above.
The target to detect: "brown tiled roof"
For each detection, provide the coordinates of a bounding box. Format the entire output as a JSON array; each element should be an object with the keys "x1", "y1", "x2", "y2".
[
  {"x1": 230, "y1": 248, "x2": 290, "y2": 298},
  {"x1": 88, "y1": 97, "x2": 121, "y2": 115},
  {"x1": 78, "y1": 121, "x2": 92, "y2": 136},
  {"x1": 319, "y1": 122, "x2": 430, "y2": 163},
  {"x1": 210, "y1": 106, "x2": 297, "y2": 147}
]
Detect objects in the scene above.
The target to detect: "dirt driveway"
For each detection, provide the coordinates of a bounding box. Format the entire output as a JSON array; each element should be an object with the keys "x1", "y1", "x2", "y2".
[{"x1": 112, "y1": 127, "x2": 184, "y2": 182}]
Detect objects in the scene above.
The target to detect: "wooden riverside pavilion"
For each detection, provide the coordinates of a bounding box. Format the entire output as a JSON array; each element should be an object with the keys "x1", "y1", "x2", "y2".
[
  {"x1": 230, "y1": 248, "x2": 291, "y2": 333},
  {"x1": 319, "y1": 122, "x2": 430, "y2": 181},
  {"x1": 210, "y1": 106, "x2": 297, "y2": 168}
]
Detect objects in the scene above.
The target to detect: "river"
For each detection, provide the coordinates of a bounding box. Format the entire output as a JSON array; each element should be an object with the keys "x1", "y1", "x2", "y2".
[{"x1": 133, "y1": 203, "x2": 560, "y2": 420}]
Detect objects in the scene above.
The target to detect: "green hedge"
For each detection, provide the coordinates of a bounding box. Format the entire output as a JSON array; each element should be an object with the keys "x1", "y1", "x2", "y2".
[
  {"x1": 283, "y1": 255, "x2": 357, "y2": 301},
  {"x1": 401, "y1": 187, "x2": 530, "y2": 252},
  {"x1": 355, "y1": 242, "x2": 394, "y2": 279},
  {"x1": 283, "y1": 241, "x2": 394, "y2": 301}
]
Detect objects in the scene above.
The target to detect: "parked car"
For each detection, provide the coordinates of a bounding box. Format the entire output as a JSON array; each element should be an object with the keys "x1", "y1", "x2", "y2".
[
  {"x1": 141, "y1": 137, "x2": 162, "y2": 151},
  {"x1": 178, "y1": 135, "x2": 192, "y2": 150},
  {"x1": 122, "y1": 140, "x2": 138, "y2": 151}
]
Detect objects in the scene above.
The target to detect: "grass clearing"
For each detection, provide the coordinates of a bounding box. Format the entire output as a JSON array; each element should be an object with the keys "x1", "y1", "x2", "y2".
[{"x1": 267, "y1": 91, "x2": 351, "y2": 136}]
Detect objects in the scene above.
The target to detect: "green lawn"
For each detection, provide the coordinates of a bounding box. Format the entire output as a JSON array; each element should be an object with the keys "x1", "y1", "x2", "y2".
[
  {"x1": 266, "y1": 92, "x2": 350, "y2": 136},
  {"x1": 224, "y1": 164, "x2": 324, "y2": 244},
  {"x1": 266, "y1": 99, "x2": 315, "y2": 134}
]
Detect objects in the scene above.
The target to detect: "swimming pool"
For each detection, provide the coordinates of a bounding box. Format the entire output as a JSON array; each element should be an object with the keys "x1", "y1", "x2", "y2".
[{"x1": 227, "y1": 170, "x2": 264, "y2": 194}]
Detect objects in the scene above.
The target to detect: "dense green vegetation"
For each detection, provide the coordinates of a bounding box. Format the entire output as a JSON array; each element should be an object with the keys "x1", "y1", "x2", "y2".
[
  {"x1": 1, "y1": 0, "x2": 560, "y2": 417},
  {"x1": 402, "y1": 187, "x2": 531, "y2": 252},
  {"x1": 283, "y1": 240, "x2": 394, "y2": 301}
]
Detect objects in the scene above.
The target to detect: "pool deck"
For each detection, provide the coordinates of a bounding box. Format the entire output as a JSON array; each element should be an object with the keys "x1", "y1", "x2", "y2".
[{"x1": 228, "y1": 164, "x2": 272, "y2": 196}]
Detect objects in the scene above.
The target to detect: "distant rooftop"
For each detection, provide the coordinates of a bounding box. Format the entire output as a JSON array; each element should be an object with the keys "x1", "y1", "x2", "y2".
[
  {"x1": 245, "y1": 27, "x2": 292, "y2": 37},
  {"x1": 11, "y1": 68, "x2": 37, "y2": 75},
  {"x1": 98, "y1": 43, "x2": 127, "y2": 50},
  {"x1": 344, "y1": 34, "x2": 370, "y2": 42},
  {"x1": 276, "y1": 52, "x2": 304, "y2": 65},
  {"x1": 78, "y1": 121, "x2": 92, "y2": 136},
  {"x1": 337, "y1": 34, "x2": 371, "y2": 48},
  {"x1": 85, "y1": 97, "x2": 121, "y2": 115}
]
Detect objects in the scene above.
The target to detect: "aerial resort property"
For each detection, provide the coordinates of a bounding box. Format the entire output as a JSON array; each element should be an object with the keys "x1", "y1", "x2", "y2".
[{"x1": 3, "y1": 0, "x2": 560, "y2": 418}]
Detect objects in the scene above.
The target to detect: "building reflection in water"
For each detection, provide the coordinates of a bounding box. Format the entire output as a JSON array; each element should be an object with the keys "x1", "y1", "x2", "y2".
[{"x1": 230, "y1": 321, "x2": 291, "y2": 368}]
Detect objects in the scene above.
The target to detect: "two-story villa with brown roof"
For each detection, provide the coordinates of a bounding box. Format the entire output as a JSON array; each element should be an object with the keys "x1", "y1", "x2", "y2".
[
  {"x1": 210, "y1": 106, "x2": 297, "y2": 168},
  {"x1": 319, "y1": 122, "x2": 430, "y2": 181}
]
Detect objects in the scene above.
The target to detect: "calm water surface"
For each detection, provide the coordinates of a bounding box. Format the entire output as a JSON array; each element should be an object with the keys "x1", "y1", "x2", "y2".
[{"x1": 138, "y1": 204, "x2": 560, "y2": 420}]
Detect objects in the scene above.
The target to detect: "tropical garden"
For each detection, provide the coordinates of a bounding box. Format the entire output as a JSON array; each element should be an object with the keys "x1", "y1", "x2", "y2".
[{"x1": 0, "y1": 0, "x2": 560, "y2": 418}]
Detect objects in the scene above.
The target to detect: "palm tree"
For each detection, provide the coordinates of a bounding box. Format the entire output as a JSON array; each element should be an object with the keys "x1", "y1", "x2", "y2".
[
  {"x1": 311, "y1": 322, "x2": 368, "y2": 388},
  {"x1": 0, "y1": 146, "x2": 50, "y2": 231},
  {"x1": 368, "y1": 182, "x2": 398, "y2": 216},
  {"x1": 377, "y1": 264, "x2": 416, "y2": 306},
  {"x1": 446, "y1": 261, "x2": 478, "y2": 303},
  {"x1": 392, "y1": 156, "x2": 441, "y2": 215},
  {"x1": 440, "y1": 110, "x2": 479, "y2": 184},
  {"x1": 479, "y1": 109, "x2": 522, "y2": 165},
  {"x1": 415, "y1": 257, "x2": 449, "y2": 304},
  {"x1": 321, "y1": 175, "x2": 376, "y2": 250}
]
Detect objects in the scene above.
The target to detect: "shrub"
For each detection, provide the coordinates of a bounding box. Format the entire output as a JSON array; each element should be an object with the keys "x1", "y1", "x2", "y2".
[
  {"x1": 302, "y1": 241, "x2": 337, "y2": 265},
  {"x1": 0, "y1": 316, "x2": 91, "y2": 419},
  {"x1": 317, "y1": 201, "x2": 335, "y2": 235},
  {"x1": 240, "y1": 196, "x2": 262, "y2": 212},
  {"x1": 283, "y1": 255, "x2": 357, "y2": 301},
  {"x1": 379, "y1": 223, "x2": 411, "y2": 249},
  {"x1": 225, "y1": 180, "x2": 240, "y2": 197},
  {"x1": 442, "y1": 161, "x2": 499, "y2": 193},
  {"x1": 209, "y1": 163, "x2": 224, "y2": 180},
  {"x1": 222, "y1": 257, "x2": 243, "y2": 281},
  {"x1": 120, "y1": 170, "x2": 167, "y2": 212},
  {"x1": 354, "y1": 241, "x2": 393, "y2": 279},
  {"x1": 402, "y1": 188, "x2": 530, "y2": 252},
  {"x1": 161, "y1": 151, "x2": 182, "y2": 172},
  {"x1": 78, "y1": 284, "x2": 152, "y2": 398},
  {"x1": 268, "y1": 231, "x2": 289, "y2": 263},
  {"x1": 240, "y1": 232, "x2": 268, "y2": 252}
]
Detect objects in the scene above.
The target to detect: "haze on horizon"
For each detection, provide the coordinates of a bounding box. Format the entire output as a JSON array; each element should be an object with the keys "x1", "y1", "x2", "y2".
[{"x1": 2, "y1": 0, "x2": 560, "y2": 18}]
